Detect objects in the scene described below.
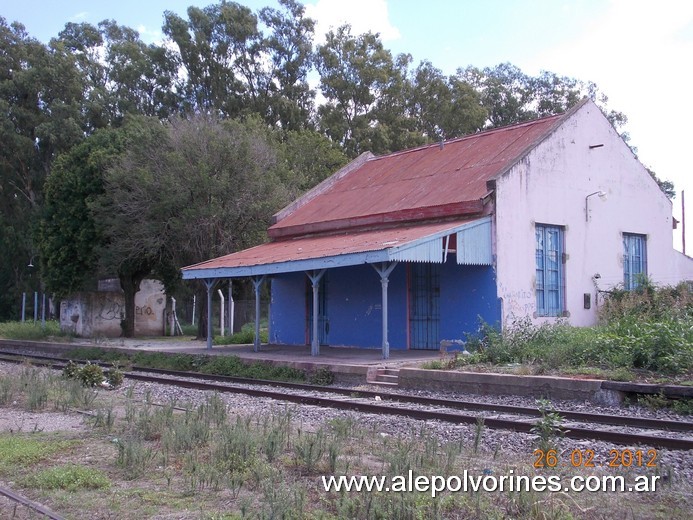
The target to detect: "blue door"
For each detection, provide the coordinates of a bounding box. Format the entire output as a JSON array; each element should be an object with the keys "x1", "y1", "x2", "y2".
[
  {"x1": 409, "y1": 264, "x2": 440, "y2": 349},
  {"x1": 307, "y1": 274, "x2": 329, "y2": 345}
]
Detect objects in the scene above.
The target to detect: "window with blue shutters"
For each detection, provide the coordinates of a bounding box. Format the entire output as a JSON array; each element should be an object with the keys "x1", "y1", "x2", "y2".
[
  {"x1": 535, "y1": 224, "x2": 565, "y2": 317},
  {"x1": 623, "y1": 233, "x2": 647, "y2": 290}
]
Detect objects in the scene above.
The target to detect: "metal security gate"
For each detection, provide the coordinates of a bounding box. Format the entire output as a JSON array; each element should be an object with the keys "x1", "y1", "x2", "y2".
[
  {"x1": 307, "y1": 274, "x2": 329, "y2": 345},
  {"x1": 409, "y1": 264, "x2": 440, "y2": 349}
]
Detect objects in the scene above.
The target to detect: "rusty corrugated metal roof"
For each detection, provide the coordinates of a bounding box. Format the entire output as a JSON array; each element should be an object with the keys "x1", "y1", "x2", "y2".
[{"x1": 269, "y1": 112, "x2": 567, "y2": 238}]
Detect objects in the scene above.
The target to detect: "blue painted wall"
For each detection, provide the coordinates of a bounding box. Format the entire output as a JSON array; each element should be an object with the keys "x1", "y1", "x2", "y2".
[
  {"x1": 269, "y1": 272, "x2": 306, "y2": 344},
  {"x1": 269, "y1": 258, "x2": 500, "y2": 349},
  {"x1": 439, "y1": 262, "x2": 501, "y2": 342}
]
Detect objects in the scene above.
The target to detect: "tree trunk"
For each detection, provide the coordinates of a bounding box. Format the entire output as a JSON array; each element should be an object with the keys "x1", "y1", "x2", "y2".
[
  {"x1": 120, "y1": 276, "x2": 142, "y2": 337},
  {"x1": 118, "y1": 263, "x2": 150, "y2": 338}
]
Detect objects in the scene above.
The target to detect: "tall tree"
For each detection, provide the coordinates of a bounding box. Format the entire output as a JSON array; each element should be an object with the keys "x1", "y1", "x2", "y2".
[
  {"x1": 316, "y1": 25, "x2": 412, "y2": 156},
  {"x1": 257, "y1": 0, "x2": 316, "y2": 130},
  {"x1": 163, "y1": 0, "x2": 315, "y2": 128},
  {"x1": 457, "y1": 62, "x2": 629, "y2": 133},
  {"x1": 38, "y1": 127, "x2": 126, "y2": 298},
  {"x1": 97, "y1": 114, "x2": 288, "y2": 337},
  {"x1": 0, "y1": 18, "x2": 84, "y2": 317},
  {"x1": 279, "y1": 129, "x2": 348, "y2": 200},
  {"x1": 407, "y1": 60, "x2": 486, "y2": 140},
  {"x1": 53, "y1": 20, "x2": 180, "y2": 130}
]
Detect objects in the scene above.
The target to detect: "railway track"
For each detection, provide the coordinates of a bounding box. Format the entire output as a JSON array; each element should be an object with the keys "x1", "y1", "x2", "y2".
[
  {"x1": 1, "y1": 350, "x2": 692, "y2": 451},
  {"x1": 0, "y1": 484, "x2": 65, "y2": 520}
]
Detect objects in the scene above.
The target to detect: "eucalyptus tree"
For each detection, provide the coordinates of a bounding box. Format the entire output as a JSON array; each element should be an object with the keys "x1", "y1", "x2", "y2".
[
  {"x1": 163, "y1": 0, "x2": 315, "y2": 128},
  {"x1": 0, "y1": 17, "x2": 83, "y2": 317},
  {"x1": 52, "y1": 20, "x2": 180, "y2": 130},
  {"x1": 407, "y1": 60, "x2": 486, "y2": 141},
  {"x1": 316, "y1": 25, "x2": 414, "y2": 156}
]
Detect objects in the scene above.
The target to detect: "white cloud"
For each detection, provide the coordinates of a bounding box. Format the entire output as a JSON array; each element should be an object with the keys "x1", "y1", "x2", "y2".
[
  {"x1": 136, "y1": 24, "x2": 165, "y2": 45},
  {"x1": 70, "y1": 12, "x2": 89, "y2": 22},
  {"x1": 520, "y1": 0, "x2": 693, "y2": 250},
  {"x1": 304, "y1": 0, "x2": 400, "y2": 43}
]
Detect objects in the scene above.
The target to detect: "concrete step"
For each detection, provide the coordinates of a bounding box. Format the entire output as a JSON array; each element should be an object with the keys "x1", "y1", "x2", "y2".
[{"x1": 369, "y1": 368, "x2": 400, "y2": 386}]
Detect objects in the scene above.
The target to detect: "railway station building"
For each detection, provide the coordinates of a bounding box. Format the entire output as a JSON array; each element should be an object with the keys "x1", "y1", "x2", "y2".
[{"x1": 182, "y1": 99, "x2": 693, "y2": 358}]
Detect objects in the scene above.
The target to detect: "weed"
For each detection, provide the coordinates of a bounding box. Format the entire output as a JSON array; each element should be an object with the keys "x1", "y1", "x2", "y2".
[
  {"x1": 293, "y1": 428, "x2": 326, "y2": 473},
  {"x1": 115, "y1": 437, "x2": 158, "y2": 480},
  {"x1": 78, "y1": 362, "x2": 105, "y2": 387},
  {"x1": 309, "y1": 366, "x2": 335, "y2": 385},
  {"x1": 92, "y1": 405, "x2": 116, "y2": 431},
  {"x1": 26, "y1": 376, "x2": 49, "y2": 411},
  {"x1": 105, "y1": 364, "x2": 124, "y2": 387},
  {"x1": 473, "y1": 417, "x2": 485, "y2": 454},
  {"x1": 0, "y1": 376, "x2": 14, "y2": 405},
  {"x1": 531, "y1": 399, "x2": 564, "y2": 451},
  {"x1": 213, "y1": 322, "x2": 269, "y2": 346},
  {"x1": 672, "y1": 398, "x2": 693, "y2": 415}
]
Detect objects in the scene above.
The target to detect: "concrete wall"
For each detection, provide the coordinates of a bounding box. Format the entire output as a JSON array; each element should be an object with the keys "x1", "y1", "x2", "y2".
[
  {"x1": 268, "y1": 259, "x2": 501, "y2": 349},
  {"x1": 60, "y1": 279, "x2": 166, "y2": 337},
  {"x1": 494, "y1": 101, "x2": 691, "y2": 328}
]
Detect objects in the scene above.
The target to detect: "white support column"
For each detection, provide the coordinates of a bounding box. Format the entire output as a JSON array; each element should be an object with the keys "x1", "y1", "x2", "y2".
[
  {"x1": 228, "y1": 281, "x2": 234, "y2": 335},
  {"x1": 251, "y1": 276, "x2": 266, "y2": 352},
  {"x1": 218, "y1": 289, "x2": 225, "y2": 336},
  {"x1": 306, "y1": 269, "x2": 326, "y2": 356},
  {"x1": 372, "y1": 262, "x2": 398, "y2": 360},
  {"x1": 204, "y1": 279, "x2": 216, "y2": 350}
]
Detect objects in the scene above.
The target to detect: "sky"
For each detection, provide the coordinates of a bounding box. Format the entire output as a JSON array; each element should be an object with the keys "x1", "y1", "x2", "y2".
[{"x1": 2, "y1": 0, "x2": 692, "y2": 252}]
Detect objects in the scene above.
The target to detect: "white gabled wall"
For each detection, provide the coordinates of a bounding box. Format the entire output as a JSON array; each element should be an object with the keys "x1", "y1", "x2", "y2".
[{"x1": 494, "y1": 100, "x2": 691, "y2": 327}]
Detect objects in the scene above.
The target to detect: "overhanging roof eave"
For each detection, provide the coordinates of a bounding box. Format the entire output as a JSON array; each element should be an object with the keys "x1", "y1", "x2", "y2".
[{"x1": 181, "y1": 249, "x2": 391, "y2": 280}]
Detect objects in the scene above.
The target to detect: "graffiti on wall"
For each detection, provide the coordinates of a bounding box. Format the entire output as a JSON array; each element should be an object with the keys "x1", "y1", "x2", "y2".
[
  {"x1": 498, "y1": 282, "x2": 535, "y2": 320},
  {"x1": 96, "y1": 300, "x2": 123, "y2": 321}
]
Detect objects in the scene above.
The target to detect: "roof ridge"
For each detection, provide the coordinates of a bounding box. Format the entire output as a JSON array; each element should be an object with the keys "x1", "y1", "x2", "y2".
[{"x1": 369, "y1": 111, "x2": 567, "y2": 162}]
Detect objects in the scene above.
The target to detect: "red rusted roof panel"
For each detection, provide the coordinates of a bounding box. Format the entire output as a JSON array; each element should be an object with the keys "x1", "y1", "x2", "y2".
[{"x1": 271, "y1": 114, "x2": 563, "y2": 234}]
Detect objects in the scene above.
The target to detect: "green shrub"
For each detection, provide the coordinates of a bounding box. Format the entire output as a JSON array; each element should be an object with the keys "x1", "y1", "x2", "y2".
[
  {"x1": 214, "y1": 322, "x2": 269, "y2": 346},
  {"x1": 62, "y1": 360, "x2": 81, "y2": 379},
  {"x1": 308, "y1": 367, "x2": 335, "y2": 386},
  {"x1": 199, "y1": 356, "x2": 305, "y2": 382},
  {"x1": 105, "y1": 365, "x2": 124, "y2": 387},
  {"x1": 463, "y1": 283, "x2": 692, "y2": 376},
  {"x1": 78, "y1": 362, "x2": 105, "y2": 387}
]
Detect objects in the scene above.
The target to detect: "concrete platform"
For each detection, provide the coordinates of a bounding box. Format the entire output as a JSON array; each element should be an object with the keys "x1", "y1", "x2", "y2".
[
  {"x1": 1, "y1": 338, "x2": 690, "y2": 404},
  {"x1": 67, "y1": 337, "x2": 443, "y2": 367}
]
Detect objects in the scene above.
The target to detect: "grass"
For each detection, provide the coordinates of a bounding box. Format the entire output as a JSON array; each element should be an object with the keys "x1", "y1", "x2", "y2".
[
  {"x1": 0, "y1": 435, "x2": 76, "y2": 473},
  {"x1": 0, "y1": 320, "x2": 68, "y2": 341},
  {"x1": 213, "y1": 322, "x2": 269, "y2": 346},
  {"x1": 428, "y1": 281, "x2": 692, "y2": 383},
  {"x1": 64, "y1": 347, "x2": 308, "y2": 383},
  {"x1": 0, "y1": 365, "x2": 690, "y2": 519},
  {"x1": 22, "y1": 464, "x2": 111, "y2": 491}
]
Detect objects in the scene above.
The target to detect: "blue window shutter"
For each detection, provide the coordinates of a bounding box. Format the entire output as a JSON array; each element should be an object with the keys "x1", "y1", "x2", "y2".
[
  {"x1": 535, "y1": 224, "x2": 565, "y2": 316},
  {"x1": 623, "y1": 234, "x2": 647, "y2": 290}
]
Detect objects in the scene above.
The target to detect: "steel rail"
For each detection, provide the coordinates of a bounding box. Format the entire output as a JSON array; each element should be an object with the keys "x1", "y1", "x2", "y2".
[
  {"x1": 0, "y1": 485, "x2": 66, "y2": 520},
  {"x1": 1, "y1": 350, "x2": 691, "y2": 435},
  {"x1": 123, "y1": 372, "x2": 693, "y2": 451}
]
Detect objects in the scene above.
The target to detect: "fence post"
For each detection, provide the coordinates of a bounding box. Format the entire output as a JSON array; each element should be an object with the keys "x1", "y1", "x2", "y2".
[{"x1": 218, "y1": 289, "x2": 225, "y2": 336}]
